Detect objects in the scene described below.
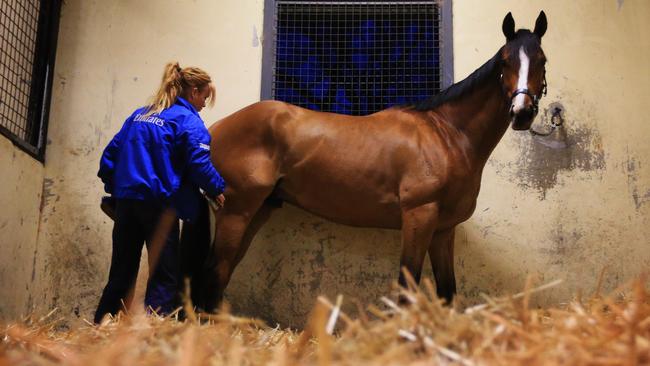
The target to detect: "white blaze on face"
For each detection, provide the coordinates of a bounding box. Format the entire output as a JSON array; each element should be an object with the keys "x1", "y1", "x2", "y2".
[{"x1": 512, "y1": 46, "x2": 529, "y2": 113}]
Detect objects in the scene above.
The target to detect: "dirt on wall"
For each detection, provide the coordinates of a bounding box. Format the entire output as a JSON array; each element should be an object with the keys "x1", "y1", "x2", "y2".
[{"x1": 490, "y1": 104, "x2": 606, "y2": 200}]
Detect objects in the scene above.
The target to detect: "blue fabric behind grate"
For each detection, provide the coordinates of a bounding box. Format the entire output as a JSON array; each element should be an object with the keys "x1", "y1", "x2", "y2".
[{"x1": 274, "y1": 3, "x2": 440, "y2": 116}]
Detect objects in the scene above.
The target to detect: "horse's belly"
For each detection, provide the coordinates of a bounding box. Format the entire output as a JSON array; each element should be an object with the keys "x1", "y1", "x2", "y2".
[{"x1": 276, "y1": 180, "x2": 402, "y2": 229}]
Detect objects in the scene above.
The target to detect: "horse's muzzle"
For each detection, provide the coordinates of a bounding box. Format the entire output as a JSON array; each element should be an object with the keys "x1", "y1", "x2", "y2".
[
  {"x1": 511, "y1": 107, "x2": 537, "y2": 130},
  {"x1": 509, "y1": 87, "x2": 541, "y2": 130}
]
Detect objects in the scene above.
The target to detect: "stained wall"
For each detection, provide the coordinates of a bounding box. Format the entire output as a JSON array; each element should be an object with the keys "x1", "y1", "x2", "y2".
[
  {"x1": 1, "y1": 0, "x2": 648, "y2": 328},
  {"x1": 25, "y1": 0, "x2": 266, "y2": 320},
  {"x1": 0, "y1": 138, "x2": 44, "y2": 319},
  {"x1": 228, "y1": 0, "x2": 650, "y2": 327}
]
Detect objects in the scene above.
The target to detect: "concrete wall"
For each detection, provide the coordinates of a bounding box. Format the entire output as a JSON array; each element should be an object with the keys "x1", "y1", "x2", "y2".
[
  {"x1": 26, "y1": 0, "x2": 266, "y2": 320},
  {"x1": 1, "y1": 0, "x2": 648, "y2": 328},
  {"x1": 445, "y1": 0, "x2": 649, "y2": 307},
  {"x1": 0, "y1": 138, "x2": 44, "y2": 319},
  {"x1": 228, "y1": 0, "x2": 650, "y2": 327}
]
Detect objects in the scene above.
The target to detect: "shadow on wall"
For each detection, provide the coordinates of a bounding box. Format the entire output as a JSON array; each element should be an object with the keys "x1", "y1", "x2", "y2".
[
  {"x1": 226, "y1": 205, "x2": 399, "y2": 328},
  {"x1": 454, "y1": 224, "x2": 544, "y2": 306},
  {"x1": 224, "y1": 205, "x2": 536, "y2": 328}
]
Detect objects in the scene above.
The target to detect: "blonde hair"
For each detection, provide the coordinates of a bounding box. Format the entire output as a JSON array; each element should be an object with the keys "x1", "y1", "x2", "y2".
[{"x1": 145, "y1": 62, "x2": 216, "y2": 116}]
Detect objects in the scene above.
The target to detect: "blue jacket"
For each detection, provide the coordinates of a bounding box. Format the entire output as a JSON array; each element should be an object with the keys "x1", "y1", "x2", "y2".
[{"x1": 98, "y1": 97, "x2": 226, "y2": 220}]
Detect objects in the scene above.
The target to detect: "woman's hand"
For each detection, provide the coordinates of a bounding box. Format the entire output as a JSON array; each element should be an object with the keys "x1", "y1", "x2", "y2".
[{"x1": 214, "y1": 193, "x2": 225, "y2": 208}]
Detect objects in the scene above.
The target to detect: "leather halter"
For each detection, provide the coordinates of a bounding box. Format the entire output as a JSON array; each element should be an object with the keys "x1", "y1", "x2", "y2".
[{"x1": 509, "y1": 73, "x2": 548, "y2": 115}]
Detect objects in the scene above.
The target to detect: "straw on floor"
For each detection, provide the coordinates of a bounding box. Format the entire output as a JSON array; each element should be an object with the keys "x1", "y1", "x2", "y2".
[{"x1": 2, "y1": 272, "x2": 648, "y2": 366}]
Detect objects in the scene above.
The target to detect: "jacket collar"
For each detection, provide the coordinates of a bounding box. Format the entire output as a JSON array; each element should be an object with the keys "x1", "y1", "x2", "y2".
[{"x1": 175, "y1": 97, "x2": 199, "y2": 117}]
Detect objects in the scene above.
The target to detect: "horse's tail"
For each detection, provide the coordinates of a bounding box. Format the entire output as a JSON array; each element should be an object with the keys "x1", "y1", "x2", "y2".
[{"x1": 179, "y1": 195, "x2": 212, "y2": 310}]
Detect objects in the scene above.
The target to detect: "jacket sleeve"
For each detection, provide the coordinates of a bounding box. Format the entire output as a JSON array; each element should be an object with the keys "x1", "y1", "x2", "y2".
[
  {"x1": 97, "y1": 112, "x2": 134, "y2": 194},
  {"x1": 178, "y1": 115, "x2": 226, "y2": 197}
]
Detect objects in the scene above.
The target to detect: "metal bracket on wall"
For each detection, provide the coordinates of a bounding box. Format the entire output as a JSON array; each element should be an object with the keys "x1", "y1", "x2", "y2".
[{"x1": 530, "y1": 102, "x2": 568, "y2": 149}]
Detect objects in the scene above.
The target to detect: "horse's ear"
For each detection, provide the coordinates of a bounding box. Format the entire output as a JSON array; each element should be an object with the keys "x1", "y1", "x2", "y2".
[
  {"x1": 502, "y1": 12, "x2": 516, "y2": 41},
  {"x1": 534, "y1": 11, "x2": 547, "y2": 38}
]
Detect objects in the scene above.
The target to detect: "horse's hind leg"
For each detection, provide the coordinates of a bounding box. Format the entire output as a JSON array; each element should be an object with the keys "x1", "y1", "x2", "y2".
[
  {"x1": 201, "y1": 210, "x2": 250, "y2": 312},
  {"x1": 398, "y1": 203, "x2": 439, "y2": 292},
  {"x1": 234, "y1": 202, "x2": 276, "y2": 265},
  {"x1": 201, "y1": 197, "x2": 277, "y2": 312},
  {"x1": 428, "y1": 227, "x2": 457, "y2": 304}
]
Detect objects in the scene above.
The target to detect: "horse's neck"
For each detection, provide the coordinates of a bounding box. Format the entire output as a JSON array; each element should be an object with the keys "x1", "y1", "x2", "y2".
[{"x1": 443, "y1": 77, "x2": 510, "y2": 163}]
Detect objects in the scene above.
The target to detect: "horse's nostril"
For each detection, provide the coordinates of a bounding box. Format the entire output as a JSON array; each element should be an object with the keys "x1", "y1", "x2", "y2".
[{"x1": 522, "y1": 108, "x2": 534, "y2": 118}]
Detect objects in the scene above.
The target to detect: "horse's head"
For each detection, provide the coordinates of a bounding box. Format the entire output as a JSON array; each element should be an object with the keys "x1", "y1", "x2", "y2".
[{"x1": 499, "y1": 11, "x2": 548, "y2": 130}]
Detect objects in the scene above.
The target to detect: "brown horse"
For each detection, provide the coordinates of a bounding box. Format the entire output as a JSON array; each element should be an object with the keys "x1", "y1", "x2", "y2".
[{"x1": 183, "y1": 11, "x2": 549, "y2": 312}]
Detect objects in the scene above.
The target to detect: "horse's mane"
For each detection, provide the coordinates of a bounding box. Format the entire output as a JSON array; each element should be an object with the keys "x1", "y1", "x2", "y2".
[{"x1": 403, "y1": 49, "x2": 502, "y2": 112}]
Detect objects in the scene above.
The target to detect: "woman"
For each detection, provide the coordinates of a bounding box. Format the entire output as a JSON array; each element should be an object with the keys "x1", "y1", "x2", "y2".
[{"x1": 94, "y1": 62, "x2": 226, "y2": 323}]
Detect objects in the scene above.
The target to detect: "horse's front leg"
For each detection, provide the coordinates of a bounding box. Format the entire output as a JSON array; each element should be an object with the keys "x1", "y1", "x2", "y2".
[
  {"x1": 428, "y1": 226, "x2": 457, "y2": 304},
  {"x1": 398, "y1": 202, "x2": 439, "y2": 291}
]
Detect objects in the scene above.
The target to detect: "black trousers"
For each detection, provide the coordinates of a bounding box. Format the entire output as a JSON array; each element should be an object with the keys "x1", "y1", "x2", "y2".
[
  {"x1": 94, "y1": 199, "x2": 179, "y2": 323},
  {"x1": 178, "y1": 196, "x2": 212, "y2": 310}
]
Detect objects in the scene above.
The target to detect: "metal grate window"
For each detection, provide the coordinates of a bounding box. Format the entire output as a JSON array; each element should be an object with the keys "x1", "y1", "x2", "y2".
[
  {"x1": 0, "y1": 0, "x2": 61, "y2": 161},
  {"x1": 262, "y1": 0, "x2": 452, "y2": 116}
]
